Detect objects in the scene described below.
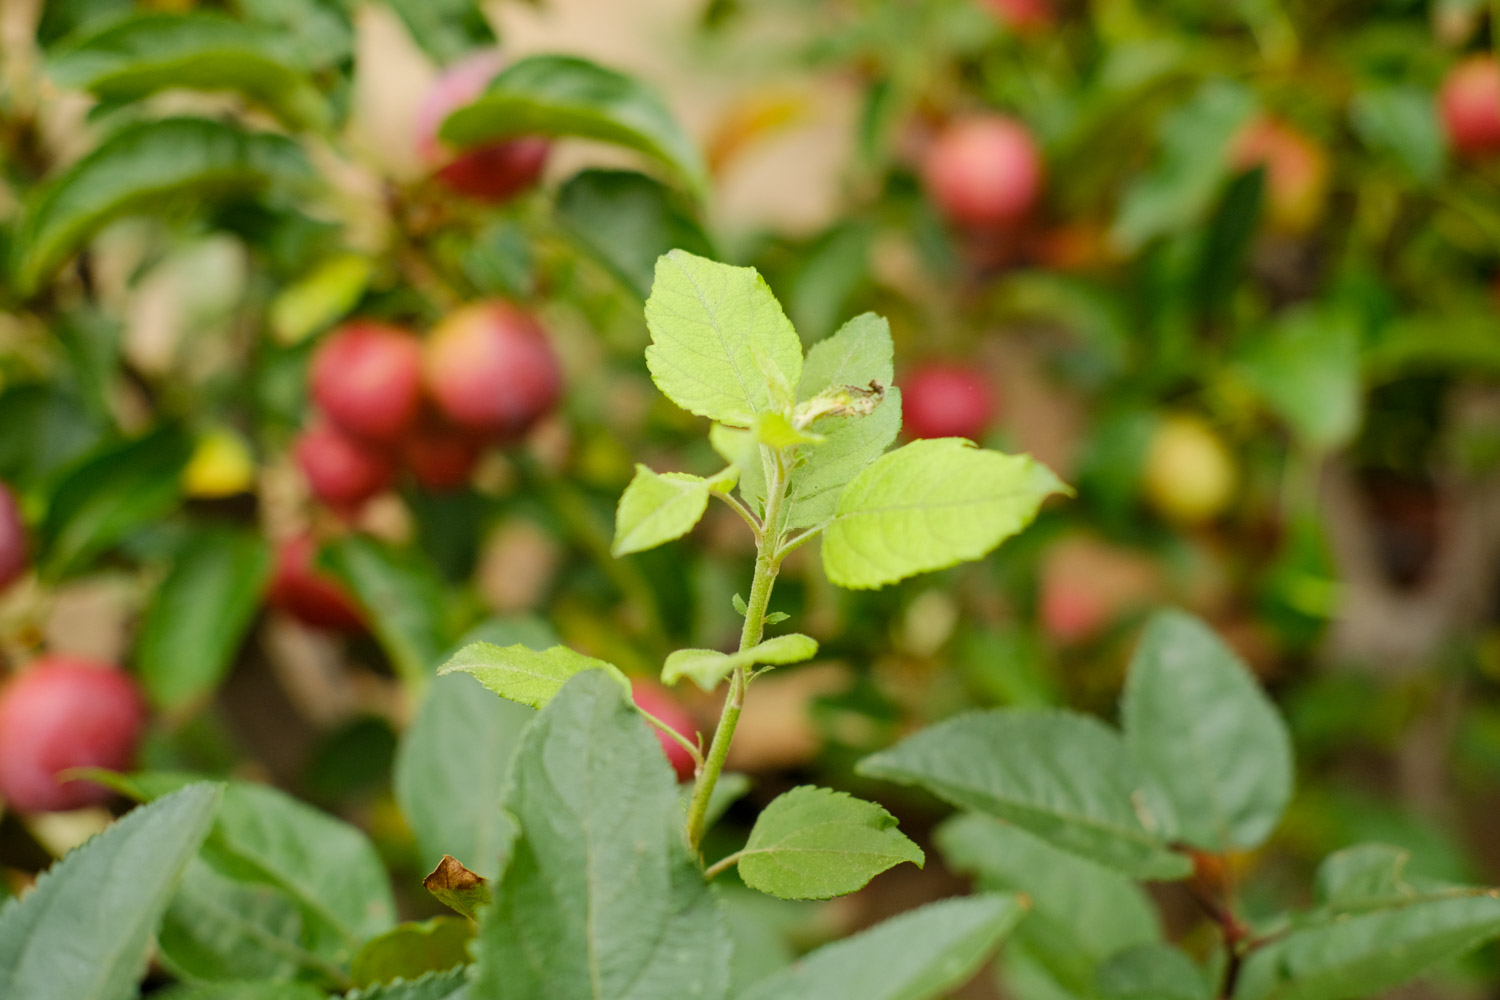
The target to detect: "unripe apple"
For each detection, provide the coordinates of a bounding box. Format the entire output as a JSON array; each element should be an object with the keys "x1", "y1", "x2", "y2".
[
  {"x1": 424, "y1": 302, "x2": 562, "y2": 441},
  {"x1": 1440, "y1": 56, "x2": 1500, "y2": 159},
  {"x1": 631, "y1": 680, "x2": 697, "y2": 781},
  {"x1": 1142, "y1": 414, "x2": 1237, "y2": 525},
  {"x1": 266, "y1": 533, "x2": 365, "y2": 631},
  {"x1": 415, "y1": 50, "x2": 551, "y2": 202},
  {"x1": 182, "y1": 427, "x2": 257, "y2": 498},
  {"x1": 294, "y1": 423, "x2": 395, "y2": 510},
  {"x1": 310, "y1": 322, "x2": 425, "y2": 445},
  {"x1": 982, "y1": 0, "x2": 1053, "y2": 33},
  {"x1": 922, "y1": 115, "x2": 1043, "y2": 227},
  {"x1": 1230, "y1": 116, "x2": 1329, "y2": 233},
  {"x1": 0, "y1": 481, "x2": 28, "y2": 592},
  {"x1": 401, "y1": 414, "x2": 482, "y2": 492},
  {"x1": 0, "y1": 657, "x2": 147, "y2": 812},
  {"x1": 901, "y1": 363, "x2": 998, "y2": 441}
]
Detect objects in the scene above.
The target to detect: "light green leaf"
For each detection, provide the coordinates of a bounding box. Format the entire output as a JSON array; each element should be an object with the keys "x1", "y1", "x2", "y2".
[
  {"x1": 346, "y1": 967, "x2": 470, "y2": 1000},
  {"x1": 38, "y1": 424, "x2": 193, "y2": 579},
  {"x1": 47, "y1": 12, "x2": 324, "y2": 128},
  {"x1": 797, "y1": 311, "x2": 894, "y2": 399},
  {"x1": 9, "y1": 117, "x2": 312, "y2": 296},
  {"x1": 381, "y1": 0, "x2": 494, "y2": 63},
  {"x1": 859, "y1": 709, "x2": 1190, "y2": 880},
  {"x1": 153, "y1": 983, "x2": 326, "y2": 1000},
  {"x1": 136, "y1": 526, "x2": 272, "y2": 710},
  {"x1": 613, "y1": 465, "x2": 712, "y2": 556},
  {"x1": 1096, "y1": 944, "x2": 1212, "y2": 1000},
  {"x1": 737, "y1": 786, "x2": 923, "y2": 900},
  {"x1": 440, "y1": 55, "x2": 709, "y2": 200},
  {"x1": 1236, "y1": 305, "x2": 1362, "y2": 451},
  {"x1": 557, "y1": 169, "x2": 716, "y2": 300},
  {"x1": 157, "y1": 857, "x2": 307, "y2": 984},
  {"x1": 662, "y1": 633, "x2": 818, "y2": 690},
  {"x1": 737, "y1": 894, "x2": 1026, "y2": 1000},
  {"x1": 1234, "y1": 891, "x2": 1500, "y2": 1000},
  {"x1": 1350, "y1": 84, "x2": 1446, "y2": 185},
  {"x1": 822, "y1": 439, "x2": 1069, "y2": 590},
  {"x1": 0, "y1": 784, "x2": 221, "y2": 1000},
  {"x1": 269, "y1": 253, "x2": 372, "y2": 345},
  {"x1": 438, "y1": 642, "x2": 630, "y2": 709},
  {"x1": 1121, "y1": 610, "x2": 1293, "y2": 852},
  {"x1": 395, "y1": 670, "x2": 533, "y2": 879},
  {"x1": 471, "y1": 670, "x2": 731, "y2": 1000},
  {"x1": 644, "y1": 249, "x2": 803, "y2": 427},
  {"x1": 755, "y1": 412, "x2": 823, "y2": 448},
  {"x1": 937, "y1": 814, "x2": 1161, "y2": 993},
  {"x1": 710, "y1": 424, "x2": 757, "y2": 470},
  {"x1": 1315, "y1": 844, "x2": 1414, "y2": 911},
  {"x1": 351, "y1": 917, "x2": 473, "y2": 988},
  {"x1": 323, "y1": 536, "x2": 452, "y2": 691}
]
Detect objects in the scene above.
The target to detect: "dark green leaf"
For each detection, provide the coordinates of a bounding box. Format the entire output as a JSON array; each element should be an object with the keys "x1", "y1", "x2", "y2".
[
  {"x1": 38, "y1": 424, "x2": 193, "y2": 578},
  {"x1": 351, "y1": 917, "x2": 472, "y2": 988},
  {"x1": 1236, "y1": 305, "x2": 1362, "y2": 451},
  {"x1": 0, "y1": 383, "x2": 108, "y2": 490},
  {"x1": 1121, "y1": 610, "x2": 1293, "y2": 851},
  {"x1": 346, "y1": 967, "x2": 470, "y2": 1000},
  {"x1": 9, "y1": 117, "x2": 312, "y2": 295},
  {"x1": 1315, "y1": 843, "x2": 1413, "y2": 911},
  {"x1": 441, "y1": 55, "x2": 709, "y2": 199},
  {"x1": 858, "y1": 709, "x2": 1189, "y2": 879},
  {"x1": 738, "y1": 786, "x2": 924, "y2": 900},
  {"x1": 152, "y1": 982, "x2": 326, "y2": 1000},
  {"x1": 737, "y1": 894, "x2": 1027, "y2": 1000},
  {"x1": 237, "y1": 0, "x2": 353, "y2": 71},
  {"x1": 1350, "y1": 85, "x2": 1445, "y2": 184},
  {"x1": 556, "y1": 169, "x2": 715, "y2": 299},
  {"x1": 0, "y1": 784, "x2": 222, "y2": 1000},
  {"x1": 324, "y1": 535, "x2": 453, "y2": 690},
  {"x1": 157, "y1": 857, "x2": 309, "y2": 984},
  {"x1": 470, "y1": 670, "x2": 731, "y2": 1000},
  {"x1": 136, "y1": 525, "x2": 272, "y2": 710},
  {"x1": 382, "y1": 0, "x2": 495, "y2": 63},
  {"x1": 48, "y1": 12, "x2": 325, "y2": 128},
  {"x1": 1096, "y1": 944, "x2": 1212, "y2": 1000}
]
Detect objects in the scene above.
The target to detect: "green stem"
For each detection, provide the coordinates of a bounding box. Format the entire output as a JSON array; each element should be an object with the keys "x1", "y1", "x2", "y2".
[{"x1": 685, "y1": 450, "x2": 786, "y2": 852}]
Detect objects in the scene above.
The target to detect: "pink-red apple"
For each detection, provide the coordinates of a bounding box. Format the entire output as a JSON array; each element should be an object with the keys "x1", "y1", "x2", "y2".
[
  {"x1": 982, "y1": 0, "x2": 1053, "y2": 33},
  {"x1": 424, "y1": 302, "x2": 562, "y2": 441},
  {"x1": 310, "y1": 322, "x2": 425, "y2": 445},
  {"x1": 1230, "y1": 116, "x2": 1329, "y2": 233},
  {"x1": 415, "y1": 50, "x2": 551, "y2": 202},
  {"x1": 266, "y1": 533, "x2": 365, "y2": 631},
  {"x1": 294, "y1": 423, "x2": 395, "y2": 510},
  {"x1": 632, "y1": 680, "x2": 697, "y2": 781},
  {"x1": 901, "y1": 363, "x2": 998, "y2": 440},
  {"x1": 0, "y1": 657, "x2": 147, "y2": 812},
  {"x1": 922, "y1": 115, "x2": 1044, "y2": 227},
  {"x1": 0, "y1": 481, "x2": 27, "y2": 592},
  {"x1": 1440, "y1": 56, "x2": 1500, "y2": 159}
]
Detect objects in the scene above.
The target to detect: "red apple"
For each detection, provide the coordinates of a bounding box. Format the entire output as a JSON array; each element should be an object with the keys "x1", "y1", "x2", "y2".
[
  {"x1": 266, "y1": 533, "x2": 365, "y2": 631},
  {"x1": 983, "y1": 0, "x2": 1053, "y2": 33},
  {"x1": 632, "y1": 681, "x2": 697, "y2": 781},
  {"x1": 415, "y1": 50, "x2": 551, "y2": 202},
  {"x1": 294, "y1": 423, "x2": 395, "y2": 510},
  {"x1": 424, "y1": 302, "x2": 562, "y2": 441},
  {"x1": 1230, "y1": 116, "x2": 1329, "y2": 233},
  {"x1": 922, "y1": 115, "x2": 1044, "y2": 227},
  {"x1": 0, "y1": 481, "x2": 28, "y2": 592},
  {"x1": 310, "y1": 322, "x2": 425, "y2": 445},
  {"x1": 0, "y1": 657, "x2": 147, "y2": 812},
  {"x1": 901, "y1": 363, "x2": 998, "y2": 440},
  {"x1": 401, "y1": 414, "x2": 483, "y2": 492},
  {"x1": 1038, "y1": 582, "x2": 1109, "y2": 644},
  {"x1": 1440, "y1": 56, "x2": 1500, "y2": 159}
]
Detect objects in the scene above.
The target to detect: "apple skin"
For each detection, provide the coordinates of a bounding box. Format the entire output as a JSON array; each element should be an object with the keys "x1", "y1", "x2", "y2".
[
  {"x1": 294, "y1": 423, "x2": 395, "y2": 511},
  {"x1": 401, "y1": 414, "x2": 482, "y2": 492},
  {"x1": 266, "y1": 533, "x2": 365, "y2": 631},
  {"x1": 922, "y1": 115, "x2": 1044, "y2": 227},
  {"x1": 982, "y1": 0, "x2": 1053, "y2": 33},
  {"x1": 1440, "y1": 56, "x2": 1500, "y2": 159},
  {"x1": 424, "y1": 302, "x2": 562, "y2": 441},
  {"x1": 1230, "y1": 116, "x2": 1329, "y2": 233},
  {"x1": 415, "y1": 50, "x2": 551, "y2": 202},
  {"x1": 310, "y1": 322, "x2": 425, "y2": 445},
  {"x1": 0, "y1": 481, "x2": 28, "y2": 592},
  {"x1": 1142, "y1": 414, "x2": 1237, "y2": 525},
  {"x1": 901, "y1": 364, "x2": 998, "y2": 441},
  {"x1": 631, "y1": 681, "x2": 697, "y2": 782},
  {"x1": 0, "y1": 657, "x2": 147, "y2": 812},
  {"x1": 1038, "y1": 581, "x2": 1109, "y2": 644}
]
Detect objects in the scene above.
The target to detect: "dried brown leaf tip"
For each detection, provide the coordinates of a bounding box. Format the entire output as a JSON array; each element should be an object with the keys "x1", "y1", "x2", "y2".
[{"x1": 423, "y1": 854, "x2": 492, "y2": 921}]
